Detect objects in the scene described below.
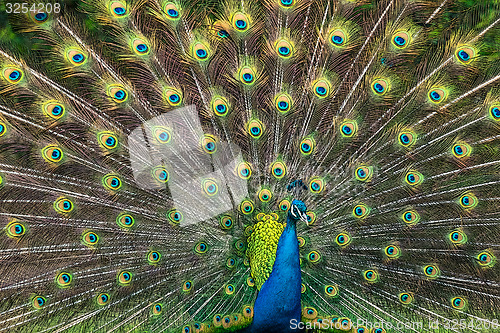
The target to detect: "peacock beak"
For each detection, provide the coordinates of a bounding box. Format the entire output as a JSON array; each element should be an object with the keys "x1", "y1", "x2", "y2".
[{"x1": 298, "y1": 210, "x2": 309, "y2": 225}]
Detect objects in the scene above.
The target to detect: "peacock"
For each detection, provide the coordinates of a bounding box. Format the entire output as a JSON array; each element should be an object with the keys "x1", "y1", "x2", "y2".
[{"x1": 0, "y1": 0, "x2": 499, "y2": 332}]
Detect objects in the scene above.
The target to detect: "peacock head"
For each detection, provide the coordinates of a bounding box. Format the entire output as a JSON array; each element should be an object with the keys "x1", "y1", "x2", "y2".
[{"x1": 289, "y1": 200, "x2": 308, "y2": 223}]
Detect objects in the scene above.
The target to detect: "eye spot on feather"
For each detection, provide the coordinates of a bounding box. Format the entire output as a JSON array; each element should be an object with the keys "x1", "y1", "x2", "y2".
[
  {"x1": 232, "y1": 13, "x2": 250, "y2": 32},
  {"x1": 280, "y1": 0, "x2": 294, "y2": 8},
  {"x1": 371, "y1": 79, "x2": 389, "y2": 95},
  {"x1": 200, "y1": 135, "x2": 217, "y2": 154},
  {"x1": 372, "y1": 328, "x2": 386, "y2": 333},
  {"x1": 116, "y1": 213, "x2": 135, "y2": 228},
  {"x1": 405, "y1": 170, "x2": 423, "y2": 186},
  {"x1": 271, "y1": 161, "x2": 286, "y2": 179},
  {"x1": 117, "y1": 271, "x2": 132, "y2": 285},
  {"x1": 151, "y1": 165, "x2": 170, "y2": 184},
  {"x1": 477, "y1": 251, "x2": 496, "y2": 268},
  {"x1": 0, "y1": 122, "x2": 6, "y2": 137},
  {"x1": 110, "y1": 1, "x2": 127, "y2": 17},
  {"x1": 225, "y1": 257, "x2": 236, "y2": 269},
  {"x1": 194, "y1": 241, "x2": 208, "y2": 254},
  {"x1": 164, "y1": 88, "x2": 182, "y2": 106},
  {"x1": 152, "y1": 303, "x2": 162, "y2": 315},
  {"x1": 236, "y1": 161, "x2": 252, "y2": 179},
  {"x1": 335, "y1": 232, "x2": 351, "y2": 246},
  {"x1": 150, "y1": 126, "x2": 172, "y2": 144},
  {"x1": 56, "y1": 272, "x2": 72, "y2": 288},
  {"x1": 218, "y1": 29, "x2": 229, "y2": 38},
  {"x1": 300, "y1": 137, "x2": 315, "y2": 155},
  {"x1": 183, "y1": 280, "x2": 193, "y2": 292},
  {"x1": 164, "y1": 3, "x2": 180, "y2": 20},
  {"x1": 41, "y1": 145, "x2": 64, "y2": 163},
  {"x1": 132, "y1": 38, "x2": 150, "y2": 55},
  {"x1": 2, "y1": 67, "x2": 23, "y2": 84},
  {"x1": 6, "y1": 220, "x2": 26, "y2": 238},
  {"x1": 222, "y1": 316, "x2": 234, "y2": 329},
  {"x1": 363, "y1": 269, "x2": 379, "y2": 282},
  {"x1": 107, "y1": 85, "x2": 128, "y2": 103},
  {"x1": 423, "y1": 264, "x2": 440, "y2": 279},
  {"x1": 239, "y1": 66, "x2": 256, "y2": 85},
  {"x1": 489, "y1": 105, "x2": 500, "y2": 120},
  {"x1": 275, "y1": 93, "x2": 292, "y2": 113},
  {"x1": 147, "y1": 251, "x2": 161, "y2": 265},
  {"x1": 97, "y1": 132, "x2": 118, "y2": 150},
  {"x1": 448, "y1": 229, "x2": 467, "y2": 245},
  {"x1": 240, "y1": 200, "x2": 254, "y2": 214},
  {"x1": 428, "y1": 88, "x2": 447, "y2": 104},
  {"x1": 336, "y1": 318, "x2": 352, "y2": 329},
  {"x1": 401, "y1": 210, "x2": 420, "y2": 225},
  {"x1": 384, "y1": 245, "x2": 401, "y2": 259},
  {"x1": 451, "y1": 297, "x2": 467, "y2": 310},
  {"x1": 54, "y1": 197, "x2": 74, "y2": 215},
  {"x1": 392, "y1": 31, "x2": 409, "y2": 49},
  {"x1": 243, "y1": 305, "x2": 253, "y2": 318},
  {"x1": 183, "y1": 325, "x2": 192, "y2": 333},
  {"x1": 66, "y1": 49, "x2": 88, "y2": 66},
  {"x1": 247, "y1": 119, "x2": 264, "y2": 139},
  {"x1": 307, "y1": 250, "x2": 321, "y2": 263},
  {"x1": 246, "y1": 276, "x2": 255, "y2": 288},
  {"x1": 312, "y1": 79, "x2": 331, "y2": 98},
  {"x1": 167, "y1": 209, "x2": 183, "y2": 225},
  {"x1": 309, "y1": 178, "x2": 324, "y2": 193},
  {"x1": 455, "y1": 46, "x2": 475, "y2": 64},
  {"x1": 452, "y1": 142, "x2": 471, "y2": 158},
  {"x1": 43, "y1": 101, "x2": 66, "y2": 120},
  {"x1": 32, "y1": 296, "x2": 47, "y2": 309},
  {"x1": 258, "y1": 188, "x2": 272, "y2": 202},
  {"x1": 193, "y1": 42, "x2": 210, "y2": 61},
  {"x1": 340, "y1": 120, "x2": 357, "y2": 137},
  {"x1": 398, "y1": 130, "x2": 416, "y2": 147},
  {"x1": 213, "y1": 314, "x2": 223, "y2": 327},
  {"x1": 102, "y1": 174, "x2": 122, "y2": 191},
  {"x1": 31, "y1": 11, "x2": 48, "y2": 23},
  {"x1": 459, "y1": 192, "x2": 478, "y2": 209},
  {"x1": 355, "y1": 166, "x2": 373, "y2": 182},
  {"x1": 302, "y1": 307, "x2": 318, "y2": 319},
  {"x1": 202, "y1": 179, "x2": 219, "y2": 197},
  {"x1": 301, "y1": 283, "x2": 306, "y2": 293},
  {"x1": 325, "y1": 285, "x2": 339, "y2": 297},
  {"x1": 275, "y1": 40, "x2": 293, "y2": 58},
  {"x1": 399, "y1": 292, "x2": 414, "y2": 304},
  {"x1": 219, "y1": 215, "x2": 233, "y2": 230},
  {"x1": 297, "y1": 236, "x2": 306, "y2": 248},
  {"x1": 211, "y1": 97, "x2": 229, "y2": 116},
  {"x1": 279, "y1": 199, "x2": 291, "y2": 212},
  {"x1": 353, "y1": 204, "x2": 370, "y2": 219},
  {"x1": 329, "y1": 29, "x2": 346, "y2": 47},
  {"x1": 225, "y1": 284, "x2": 235, "y2": 295},
  {"x1": 96, "y1": 293, "x2": 110, "y2": 305},
  {"x1": 82, "y1": 231, "x2": 99, "y2": 247}
]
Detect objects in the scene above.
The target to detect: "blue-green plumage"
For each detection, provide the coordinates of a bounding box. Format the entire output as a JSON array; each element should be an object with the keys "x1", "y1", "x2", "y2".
[{"x1": 251, "y1": 200, "x2": 306, "y2": 332}]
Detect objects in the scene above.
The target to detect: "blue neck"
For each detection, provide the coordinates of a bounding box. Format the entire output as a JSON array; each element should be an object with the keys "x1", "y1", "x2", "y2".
[{"x1": 251, "y1": 216, "x2": 302, "y2": 332}]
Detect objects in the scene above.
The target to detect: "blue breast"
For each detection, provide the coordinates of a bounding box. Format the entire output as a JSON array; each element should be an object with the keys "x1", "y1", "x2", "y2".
[{"x1": 250, "y1": 218, "x2": 302, "y2": 332}]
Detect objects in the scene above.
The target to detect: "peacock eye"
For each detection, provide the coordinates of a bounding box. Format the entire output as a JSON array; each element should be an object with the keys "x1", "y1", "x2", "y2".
[
  {"x1": 35, "y1": 12, "x2": 48, "y2": 21},
  {"x1": 218, "y1": 29, "x2": 229, "y2": 38},
  {"x1": 329, "y1": 29, "x2": 346, "y2": 47},
  {"x1": 280, "y1": 0, "x2": 293, "y2": 7}
]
